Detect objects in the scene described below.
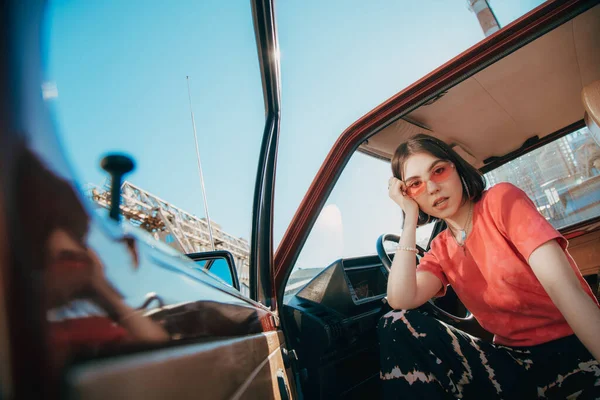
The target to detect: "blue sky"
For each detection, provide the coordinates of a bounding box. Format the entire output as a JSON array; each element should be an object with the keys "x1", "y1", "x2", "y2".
[{"x1": 44, "y1": 0, "x2": 544, "y2": 263}]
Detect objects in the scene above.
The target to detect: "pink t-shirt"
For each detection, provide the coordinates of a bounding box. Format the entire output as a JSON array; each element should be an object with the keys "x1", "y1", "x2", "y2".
[{"x1": 417, "y1": 182, "x2": 598, "y2": 346}]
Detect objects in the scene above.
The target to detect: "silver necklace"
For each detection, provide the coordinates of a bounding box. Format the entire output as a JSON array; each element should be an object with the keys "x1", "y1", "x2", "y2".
[{"x1": 449, "y1": 202, "x2": 473, "y2": 247}]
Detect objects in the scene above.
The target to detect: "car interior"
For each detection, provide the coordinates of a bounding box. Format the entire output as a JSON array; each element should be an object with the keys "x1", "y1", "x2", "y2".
[
  {"x1": 2, "y1": 2, "x2": 599, "y2": 400},
  {"x1": 280, "y1": 5, "x2": 600, "y2": 398}
]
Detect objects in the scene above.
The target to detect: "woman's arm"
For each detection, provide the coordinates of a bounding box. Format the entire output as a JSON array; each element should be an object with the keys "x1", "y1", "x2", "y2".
[
  {"x1": 92, "y1": 280, "x2": 170, "y2": 343},
  {"x1": 386, "y1": 177, "x2": 443, "y2": 310},
  {"x1": 386, "y1": 212, "x2": 443, "y2": 310},
  {"x1": 529, "y1": 240, "x2": 600, "y2": 361},
  {"x1": 86, "y1": 249, "x2": 170, "y2": 343}
]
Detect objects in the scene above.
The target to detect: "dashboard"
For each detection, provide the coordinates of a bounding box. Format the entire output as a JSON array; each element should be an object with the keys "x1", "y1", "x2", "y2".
[
  {"x1": 282, "y1": 254, "x2": 390, "y2": 398},
  {"x1": 345, "y1": 262, "x2": 388, "y2": 301},
  {"x1": 293, "y1": 255, "x2": 388, "y2": 316}
]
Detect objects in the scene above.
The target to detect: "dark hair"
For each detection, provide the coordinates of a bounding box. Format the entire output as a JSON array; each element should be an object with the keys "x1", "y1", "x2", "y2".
[
  {"x1": 391, "y1": 133, "x2": 486, "y2": 225},
  {"x1": 15, "y1": 146, "x2": 89, "y2": 269}
]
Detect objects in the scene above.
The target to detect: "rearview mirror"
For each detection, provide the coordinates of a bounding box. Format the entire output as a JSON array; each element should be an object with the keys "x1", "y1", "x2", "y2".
[{"x1": 186, "y1": 250, "x2": 240, "y2": 291}]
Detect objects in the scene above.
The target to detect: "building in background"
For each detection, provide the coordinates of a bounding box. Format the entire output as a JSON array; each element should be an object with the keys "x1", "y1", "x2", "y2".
[
  {"x1": 467, "y1": 0, "x2": 500, "y2": 37},
  {"x1": 485, "y1": 127, "x2": 600, "y2": 228}
]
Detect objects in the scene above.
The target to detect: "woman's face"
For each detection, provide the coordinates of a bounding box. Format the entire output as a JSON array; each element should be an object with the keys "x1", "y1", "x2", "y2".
[
  {"x1": 44, "y1": 228, "x2": 93, "y2": 309},
  {"x1": 402, "y1": 152, "x2": 465, "y2": 219}
]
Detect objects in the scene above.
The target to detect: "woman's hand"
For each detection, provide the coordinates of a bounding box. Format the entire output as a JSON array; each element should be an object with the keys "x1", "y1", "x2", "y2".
[
  {"x1": 84, "y1": 250, "x2": 127, "y2": 317},
  {"x1": 85, "y1": 249, "x2": 169, "y2": 343},
  {"x1": 388, "y1": 177, "x2": 419, "y2": 218}
]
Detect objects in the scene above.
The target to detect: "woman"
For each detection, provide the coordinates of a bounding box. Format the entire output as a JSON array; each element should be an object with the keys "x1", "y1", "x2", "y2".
[
  {"x1": 380, "y1": 134, "x2": 600, "y2": 399},
  {"x1": 14, "y1": 147, "x2": 168, "y2": 371}
]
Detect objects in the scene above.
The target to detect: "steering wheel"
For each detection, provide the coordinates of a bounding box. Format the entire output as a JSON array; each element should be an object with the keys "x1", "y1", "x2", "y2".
[{"x1": 376, "y1": 233, "x2": 473, "y2": 323}]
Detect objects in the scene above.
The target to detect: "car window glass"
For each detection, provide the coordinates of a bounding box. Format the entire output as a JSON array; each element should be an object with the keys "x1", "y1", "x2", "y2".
[
  {"x1": 41, "y1": 0, "x2": 263, "y2": 366},
  {"x1": 285, "y1": 152, "x2": 435, "y2": 299},
  {"x1": 485, "y1": 126, "x2": 600, "y2": 230},
  {"x1": 207, "y1": 258, "x2": 235, "y2": 287},
  {"x1": 43, "y1": 1, "x2": 260, "y2": 296}
]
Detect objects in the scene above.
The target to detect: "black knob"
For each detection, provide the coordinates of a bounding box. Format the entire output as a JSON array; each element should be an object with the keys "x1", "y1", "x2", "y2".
[{"x1": 100, "y1": 154, "x2": 135, "y2": 221}]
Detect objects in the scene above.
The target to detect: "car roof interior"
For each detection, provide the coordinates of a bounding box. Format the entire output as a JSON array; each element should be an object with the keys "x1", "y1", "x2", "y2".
[{"x1": 359, "y1": 6, "x2": 600, "y2": 169}]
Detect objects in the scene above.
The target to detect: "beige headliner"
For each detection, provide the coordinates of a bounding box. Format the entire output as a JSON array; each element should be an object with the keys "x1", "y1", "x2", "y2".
[{"x1": 360, "y1": 5, "x2": 600, "y2": 169}]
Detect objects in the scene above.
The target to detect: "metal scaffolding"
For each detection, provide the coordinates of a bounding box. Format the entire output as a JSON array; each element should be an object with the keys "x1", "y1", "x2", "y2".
[{"x1": 87, "y1": 181, "x2": 250, "y2": 290}]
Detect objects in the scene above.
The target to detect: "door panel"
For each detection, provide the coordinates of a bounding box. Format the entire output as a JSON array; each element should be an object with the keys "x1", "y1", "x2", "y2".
[
  {"x1": 9, "y1": 140, "x2": 295, "y2": 398},
  {"x1": 568, "y1": 229, "x2": 600, "y2": 276},
  {"x1": 67, "y1": 330, "x2": 293, "y2": 400}
]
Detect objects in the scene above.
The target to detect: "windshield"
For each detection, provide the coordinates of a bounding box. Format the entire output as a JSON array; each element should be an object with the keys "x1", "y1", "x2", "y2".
[
  {"x1": 285, "y1": 152, "x2": 435, "y2": 298},
  {"x1": 274, "y1": 0, "x2": 547, "y2": 249},
  {"x1": 485, "y1": 126, "x2": 600, "y2": 229}
]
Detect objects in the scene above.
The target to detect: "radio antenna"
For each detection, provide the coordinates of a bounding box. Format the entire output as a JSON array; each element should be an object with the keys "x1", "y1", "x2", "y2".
[{"x1": 186, "y1": 76, "x2": 216, "y2": 251}]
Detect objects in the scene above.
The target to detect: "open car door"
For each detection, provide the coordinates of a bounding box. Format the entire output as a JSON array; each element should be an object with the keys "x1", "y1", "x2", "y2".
[{"x1": 0, "y1": 0, "x2": 295, "y2": 399}]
